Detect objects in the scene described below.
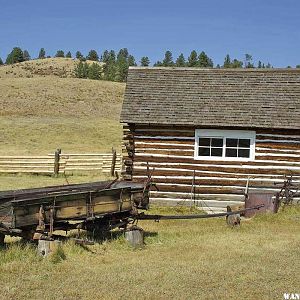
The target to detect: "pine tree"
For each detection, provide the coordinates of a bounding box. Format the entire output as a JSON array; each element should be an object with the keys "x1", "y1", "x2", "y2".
[
  {"x1": 103, "y1": 62, "x2": 116, "y2": 81},
  {"x1": 0, "y1": 57, "x2": 3, "y2": 65},
  {"x1": 266, "y1": 63, "x2": 272, "y2": 68},
  {"x1": 23, "y1": 50, "x2": 30, "y2": 61},
  {"x1": 74, "y1": 61, "x2": 84, "y2": 78},
  {"x1": 108, "y1": 50, "x2": 116, "y2": 62},
  {"x1": 175, "y1": 53, "x2": 186, "y2": 67},
  {"x1": 55, "y1": 50, "x2": 65, "y2": 58},
  {"x1": 75, "y1": 51, "x2": 83, "y2": 60},
  {"x1": 115, "y1": 55, "x2": 128, "y2": 82},
  {"x1": 101, "y1": 50, "x2": 109, "y2": 62},
  {"x1": 66, "y1": 51, "x2": 72, "y2": 58},
  {"x1": 6, "y1": 47, "x2": 24, "y2": 64},
  {"x1": 117, "y1": 48, "x2": 129, "y2": 60},
  {"x1": 296, "y1": 65, "x2": 300, "y2": 68},
  {"x1": 245, "y1": 54, "x2": 254, "y2": 68},
  {"x1": 198, "y1": 51, "x2": 213, "y2": 67},
  {"x1": 140, "y1": 56, "x2": 150, "y2": 66},
  {"x1": 223, "y1": 54, "x2": 231, "y2": 68},
  {"x1": 162, "y1": 51, "x2": 174, "y2": 67},
  {"x1": 103, "y1": 50, "x2": 117, "y2": 81},
  {"x1": 187, "y1": 50, "x2": 198, "y2": 67},
  {"x1": 231, "y1": 59, "x2": 243, "y2": 68},
  {"x1": 88, "y1": 63, "x2": 102, "y2": 80},
  {"x1": 128, "y1": 55, "x2": 136, "y2": 66},
  {"x1": 38, "y1": 48, "x2": 46, "y2": 59},
  {"x1": 82, "y1": 62, "x2": 89, "y2": 78},
  {"x1": 258, "y1": 61, "x2": 262, "y2": 68},
  {"x1": 86, "y1": 49, "x2": 99, "y2": 61},
  {"x1": 153, "y1": 61, "x2": 163, "y2": 67}
]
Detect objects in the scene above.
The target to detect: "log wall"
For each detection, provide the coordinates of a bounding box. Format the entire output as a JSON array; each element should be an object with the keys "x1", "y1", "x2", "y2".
[{"x1": 122, "y1": 125, "x2": 300, "y2": 212}]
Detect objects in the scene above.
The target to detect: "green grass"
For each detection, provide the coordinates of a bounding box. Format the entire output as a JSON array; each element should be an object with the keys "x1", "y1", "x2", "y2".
[{"x1": 0, "y1": 206, "x2": 299, "y2": 299}]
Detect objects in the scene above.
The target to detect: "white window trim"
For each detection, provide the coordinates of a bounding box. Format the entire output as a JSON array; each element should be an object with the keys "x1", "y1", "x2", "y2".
[{"x1": 194, "y1": 129, "x2": 256, "y2": 161}]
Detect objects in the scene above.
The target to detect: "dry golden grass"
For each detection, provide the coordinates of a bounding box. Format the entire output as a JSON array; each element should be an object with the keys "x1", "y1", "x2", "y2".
[
  {"x1": 0, "y1": 173, "x2": 111, "y2": 191},
  {"x1": 0, "y1": 206, "x2": 299, "y2": 300},
  {"x1": 1, "y1": 58, "x2": 299, "y2": 300},
  {"x1": 0, "y1": 57, "x2": 102, "y2": 79},
  {"x1": 0, "y1": 59, "x2": 125, "y2": 155}
]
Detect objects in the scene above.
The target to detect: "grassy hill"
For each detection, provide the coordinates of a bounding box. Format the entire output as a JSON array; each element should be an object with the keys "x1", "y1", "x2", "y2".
[{"x1": 0, "y1": 58, "x2": 125, "y2": 155}]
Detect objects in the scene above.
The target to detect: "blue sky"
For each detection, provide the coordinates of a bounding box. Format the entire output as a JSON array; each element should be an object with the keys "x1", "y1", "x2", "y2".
[{"x1": 0, "y1": 0, "x2": 299, "y2": 67}]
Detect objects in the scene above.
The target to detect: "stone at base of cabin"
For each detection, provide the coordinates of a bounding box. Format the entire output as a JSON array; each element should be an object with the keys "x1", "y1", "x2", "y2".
[
  {"x1": 125, "y1": 226, "x2": 144, "y2": 248},
  {"x1": 37, "y1": 239, "x2": 62, "y2": 257}
]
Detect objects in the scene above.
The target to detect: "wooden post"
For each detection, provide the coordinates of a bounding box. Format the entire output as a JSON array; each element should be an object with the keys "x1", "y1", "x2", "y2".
[
  {"x1": 111, "y1": 148, "x2": 117, "y2": 177},
  {"x1": 37, "y1": 240, "x2": 62, "y2": 257},
  {"x1": 53, "y1": 149, "x2": 61, "y2": 176},
  {"x1": 125, "y1": 226, "x2": 144, "y2": 248}
]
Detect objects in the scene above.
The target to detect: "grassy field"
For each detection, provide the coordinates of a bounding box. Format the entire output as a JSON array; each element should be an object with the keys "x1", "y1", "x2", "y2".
[
  {"x1": 1, "y1": 58, "x2": 299, "y2": 299},
  {"x1": 0, "y1": 173, "x2": 111, "y2": 191},
  {"x1": 0, "y1": 205, "x2": 299, "y2": 300},
  {"x1": 0, "y1": 59, "x2": 124, "y2": 155}
]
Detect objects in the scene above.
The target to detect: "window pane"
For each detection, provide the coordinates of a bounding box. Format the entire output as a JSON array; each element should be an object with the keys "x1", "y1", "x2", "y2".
[
  {"x1": 199, "y1": 147, "x2": 210, "y2": 156},
  {"x1": 238, "y1": 149, "x2": 250, "y2": 158},
  {"x1": 226, "y1": 138, "x2": 238, "y2": 147},
  {"x1": 211, "y1": 138, "x2": 223, "y2": 147},
  {"x1": 199, "y1": 138, "x2": 210, "y2": 147},
  {"x1": 239, "y1": 139, "x2": 251, "y2": 148},
  {"x1": 226, "y1": 148, "x2": 237, "y2": 157},
  {"x1": 211, "y1": 148, "x2": 223, "y2": 157}
]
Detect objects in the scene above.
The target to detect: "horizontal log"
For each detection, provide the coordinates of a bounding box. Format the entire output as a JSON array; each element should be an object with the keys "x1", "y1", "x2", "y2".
[
  {"x1": 133, "y1": 163, "x2": 300, "y2": 175},
  {"x1": 134, "y1": 130, "x2": 195, "y2": 138},
  {"x1": 155, "y1": 182, "x2": 278, "y2": 193},
  {"x1": 132, "y1": 171, "x2": 299, "y2": 180},
  {"x1": 254, "y1": 155, "x2": 300, "y2": 162},
  {"x1": 135, "y1": 149, "x2": 193, "y2": 156},
  {"x1": 0, "y1": 170, "x2": 52, "y2": 173},
  {"x1": 151, "y1": 191, "x2": 245, "y2": 201},
  {"x1": 50, "y1": 153, "x2": 120, "y2": 157},
  {"x1": 133, "y1": 176, "x2": 297, "y2": 187},
  {"x1": 0, "y1": 156, "x2": 53, "y2": 159},
  {"x1": 154, "y1": 184, "x2": 245, "y2": 194},
  {"x1": 135, "y1": 143, "x2": 194, "y2": 150},
  {"x1": 134, "y1": 155, "x2": 300, "y2": 167},
  {"x1": 255, "y1": 142, "x2": 300, "y2": 149},
  {"x1": 256, "y1": 147, "x2": 300, "y2": 154},
  {"x1": 149, "y1": 199, "x2": 227, "y2": 212}
]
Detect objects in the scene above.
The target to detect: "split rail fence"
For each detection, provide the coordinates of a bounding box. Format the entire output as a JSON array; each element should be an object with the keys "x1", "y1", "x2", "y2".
[{"x1": 0, "y1": 150, "x2": 122, "y2": 176}]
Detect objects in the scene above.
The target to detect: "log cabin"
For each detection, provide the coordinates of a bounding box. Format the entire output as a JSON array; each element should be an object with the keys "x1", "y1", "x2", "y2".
[{"x1": 120, "y1": 67, "x2": 300, "y2": 212}]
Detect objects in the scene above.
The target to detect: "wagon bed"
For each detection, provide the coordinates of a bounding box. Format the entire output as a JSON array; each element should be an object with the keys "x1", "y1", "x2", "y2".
[{"x1": 0, "y1": 180, "x2": 149, "y2": 239}]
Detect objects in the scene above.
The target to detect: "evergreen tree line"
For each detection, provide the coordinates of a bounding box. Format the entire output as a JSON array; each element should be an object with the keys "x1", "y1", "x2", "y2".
[
  {"x1": 1, "y1": 47, "x2": 300, "y2": 81},
  {"x1": 74, "y1": 48, "x2": 137, "y2": 82}
]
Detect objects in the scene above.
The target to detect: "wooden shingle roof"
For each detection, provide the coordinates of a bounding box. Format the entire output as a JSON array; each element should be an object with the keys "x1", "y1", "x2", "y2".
[{"x1": 120, "y1": 67, "x2": 300, "y2": 129}]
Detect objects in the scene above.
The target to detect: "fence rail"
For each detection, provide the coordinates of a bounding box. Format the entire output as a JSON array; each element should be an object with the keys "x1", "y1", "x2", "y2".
[{"x1": 0, "y1": 151, "x2": 122, "y2": 175}]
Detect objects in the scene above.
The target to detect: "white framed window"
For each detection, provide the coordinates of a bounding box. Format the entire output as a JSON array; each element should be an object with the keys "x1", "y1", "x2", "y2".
[{"x1": 194, "y1": 129, "x2": 256, "y2": 161}]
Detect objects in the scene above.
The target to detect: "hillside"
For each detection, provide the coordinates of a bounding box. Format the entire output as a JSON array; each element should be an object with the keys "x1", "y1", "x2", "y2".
[
  {"x1": 0, "y1": 57, "x2": 102, "y2": 78},
  {"x1": 0, "y1": 58, "x2": 125, "y2": 155}
]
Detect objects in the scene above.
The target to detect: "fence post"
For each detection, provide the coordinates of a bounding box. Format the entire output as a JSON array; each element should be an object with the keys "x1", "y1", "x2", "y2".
[
  {"x1": 53, "y1": 149, "x2": 61, "y2": 176},
  {"x1": 111, "y1": 148, "x2": 117, "y2": 177}
]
